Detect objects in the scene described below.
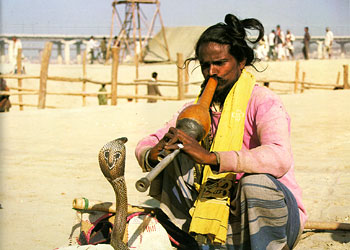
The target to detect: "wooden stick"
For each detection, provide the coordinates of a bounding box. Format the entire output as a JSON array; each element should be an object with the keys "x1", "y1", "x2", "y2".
[
  {"x1": 343, "y1": 64, "x2": 349, "y2": 89},
  {"x1": 72, "y1": 197, "x2": 156, "y2": 214},
  {"x1": 16, "y1": 48, "x2": 24, "y2": 111},
  {"x1": 304, "y1": 221, "x2": 350, "y2": 231},
  {"x1": 111, "y1": 47, "x2": 120, "y2": 106},
  {"x1": 72, "y1": 198, "x2": 350, "y2": 231},
  {"x1": 82, "y1": 50, "x2": 87, "y2": 106},
  {"x1": 38, "y1": 42, "x2": 52, "y2": 109},
  {"x1": 294, "y1": 61, "x2": 299, "y2": 93},
  {"x1": 301, "y1": 72, "x2": 306, "y2": 93},
  {"x1": 177, "y1": 53, "x2": 184, "y2": 100}
]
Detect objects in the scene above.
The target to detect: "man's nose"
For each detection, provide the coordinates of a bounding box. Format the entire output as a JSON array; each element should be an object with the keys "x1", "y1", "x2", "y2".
[{"x1": 209, "y1": 64, "x2": 218, "y2": 76}]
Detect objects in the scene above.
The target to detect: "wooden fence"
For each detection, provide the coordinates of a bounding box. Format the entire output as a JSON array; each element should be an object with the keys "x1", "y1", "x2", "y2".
[
  {"x1": 256, "y1": 61, "x2": 349, "y2": 93},
  {"x1": 1, "y1": 44, "x2": 349, "y2": 110},
  {"x1": 0, "y1": 43, "x2": 195, "y2": 109}
]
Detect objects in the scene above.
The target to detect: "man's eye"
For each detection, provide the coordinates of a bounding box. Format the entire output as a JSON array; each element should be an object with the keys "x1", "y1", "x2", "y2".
[
  {"x1": 214, "y1": 61, "x2": 225, "y2": 66},
  {"x1": 200, "y1": 63, "x2": 209, "y2": 69}
]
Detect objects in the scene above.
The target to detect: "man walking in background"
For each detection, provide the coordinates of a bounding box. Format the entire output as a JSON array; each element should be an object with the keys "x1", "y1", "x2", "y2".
[
  {"x1": 324, "y1": 27, "x2": 334, "y2": 59},
  {"x1": 302, "y1": 27, "x2": 311, "y2": 60},
  {"x1": 147, "y1": 72, "x2": 162, "y2": 103}
]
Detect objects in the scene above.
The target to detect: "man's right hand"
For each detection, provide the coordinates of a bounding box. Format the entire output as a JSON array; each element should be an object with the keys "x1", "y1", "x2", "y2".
[
  {"x1": 148, "y1": 139, "x2": 167, "y2": 167},
  {"x1": 147, "y1": 127, "x2": 180, "y2": 167}
]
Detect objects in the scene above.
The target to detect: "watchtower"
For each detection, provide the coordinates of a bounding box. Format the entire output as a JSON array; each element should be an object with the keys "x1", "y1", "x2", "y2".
[{"x1": 108, "y1": 0, "x2": 171, "y2": 64}]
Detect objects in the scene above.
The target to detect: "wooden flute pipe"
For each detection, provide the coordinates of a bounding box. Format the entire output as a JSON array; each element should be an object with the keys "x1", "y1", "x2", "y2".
[
  {"x1": 175, "y1": 77, "x2": 218, "y2": 141},
  {"x1": 135, "y1": 78, "x2": 218, "y2": 192}
]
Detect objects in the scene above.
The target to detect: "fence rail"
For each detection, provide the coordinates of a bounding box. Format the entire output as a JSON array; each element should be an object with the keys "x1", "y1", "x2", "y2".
[{"x1": 1, "y1": 45, "x2": 349, "y2": 110}]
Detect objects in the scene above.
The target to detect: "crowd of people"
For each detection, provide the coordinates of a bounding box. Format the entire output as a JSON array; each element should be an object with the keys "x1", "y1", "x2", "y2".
[{"x1": 255, "y1": 25, "x2": 335, "y2": 61}]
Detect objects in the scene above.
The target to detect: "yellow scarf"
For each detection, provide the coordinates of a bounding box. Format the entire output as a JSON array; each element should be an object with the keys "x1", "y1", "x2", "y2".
[{"x1": 189, "y1": 69, "x2": 255, "y2": 244}]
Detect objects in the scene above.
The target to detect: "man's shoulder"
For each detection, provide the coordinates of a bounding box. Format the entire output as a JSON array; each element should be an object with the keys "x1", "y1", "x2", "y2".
[{"x1": 250, "y1": 85, "x2": 281, "y2": 104}]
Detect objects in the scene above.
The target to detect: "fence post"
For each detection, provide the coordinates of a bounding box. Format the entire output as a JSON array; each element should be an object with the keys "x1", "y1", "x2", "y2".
[
  {"x1": 177, "y1": 53, "x2": 184, "y2": 100},
  {"x1": 16, "y1": 48, "x2": 24, "y2": 111},
  {"x1": 336, "y1": 71, "x2": 341, "y2": 85},
  {"x1": 301, "y1": 72, "x2": 306, "y2": 93},
  {"x1": 135, "y1": 54, "x2": 139, "y2": 103},
  {"x1": 343, "y1": 65, "x2": 349, "y2": 89},
  {"x1": 294, "y1": 61, "x2": 299, "y2": 93},
  {"x1": 82, "y1": 50, "x2": 87, "y2": 106},
  {"x1": 38, "y1": 42, "x2": 52, "y2": 109},
  {"x1": 111, "y1": 47, "x2": 120, "y2": 106}
]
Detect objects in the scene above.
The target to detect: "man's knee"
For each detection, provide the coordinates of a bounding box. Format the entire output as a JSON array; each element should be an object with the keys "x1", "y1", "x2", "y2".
[{"x1": 239, "y1": 174, "x2": 283, "y2": 199}]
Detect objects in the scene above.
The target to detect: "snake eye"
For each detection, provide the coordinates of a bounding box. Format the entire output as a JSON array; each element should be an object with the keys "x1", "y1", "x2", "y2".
[{"x1": 104, "y1": 151, "x2": 109, "y2": 160}]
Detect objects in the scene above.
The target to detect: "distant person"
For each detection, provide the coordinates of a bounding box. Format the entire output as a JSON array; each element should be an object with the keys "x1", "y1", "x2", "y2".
[
  {"x1": 255, "y1": 36, "x2": 268, "y2": 60},
  {"x1": 324, "y1": 27, "x2": 334, "y2": 59},
  {"x1": 147, "y1": 72, "x2": 162, "y2": 103},
  {"x1": 98, "y1": 84, "x2": 108, "y2": 105},
  {"x1": 8, "y1": 36, "x2": 23, "y2": 67},
  {"x1": 12, "y1": 36, "x2": 22, "y2": 61},
  {"x1": 285, "y1": 30, "x2": 295, "y2": 60},
  {"x1": 268, "y1": 29, "x2": 276, "y2": 60},
  {"x1": 302, "y1": 27, "x2": 311, "y2": 60},
  {"x1": 0, "y1": 75, "x2": 11, "y2": 112},
  {"x1": 100, "y1": 37, "x2": 107, "y2": 62},
  {"x1": 274, "y1": 25, "x2": 285, "y2": 60},
  {"x1": 87, "y1": 36, "x2": 98, "y2": 64}
]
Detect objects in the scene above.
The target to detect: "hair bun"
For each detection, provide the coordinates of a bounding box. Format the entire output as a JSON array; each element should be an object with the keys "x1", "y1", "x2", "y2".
[{"x1": 224, "y1": 14, "x2": 246, "y2": 40}]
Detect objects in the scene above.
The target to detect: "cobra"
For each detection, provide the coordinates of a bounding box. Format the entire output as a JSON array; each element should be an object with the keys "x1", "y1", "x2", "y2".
[{"x1": 98, "y1": 137, "x2": 128, "y2": 250}]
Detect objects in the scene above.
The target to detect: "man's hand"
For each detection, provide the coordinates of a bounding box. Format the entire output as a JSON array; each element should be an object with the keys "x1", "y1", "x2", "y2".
[{"x1": 163, "y1": 127, "x2": 218, "y2": 166}]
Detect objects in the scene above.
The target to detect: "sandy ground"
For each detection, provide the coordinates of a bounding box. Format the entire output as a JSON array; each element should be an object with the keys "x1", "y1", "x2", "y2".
[{"x1": 0, "y1": 59, "x2": 350, "y2": 249}]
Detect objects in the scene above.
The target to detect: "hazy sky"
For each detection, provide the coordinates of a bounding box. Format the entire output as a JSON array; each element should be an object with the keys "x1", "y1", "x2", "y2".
[{"x1": 1, "y1": 0, "x2": 350, "y2": 36}]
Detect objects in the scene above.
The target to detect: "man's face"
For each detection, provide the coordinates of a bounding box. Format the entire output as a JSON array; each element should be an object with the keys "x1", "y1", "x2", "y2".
[{"x1": 198, "y1": 42, "x2": 245, "y2": 103}]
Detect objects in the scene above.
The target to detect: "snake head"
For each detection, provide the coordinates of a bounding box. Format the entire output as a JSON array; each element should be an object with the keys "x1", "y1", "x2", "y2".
[{"x1": 99, "y1": 137, "x2": 128, "y2": 180}]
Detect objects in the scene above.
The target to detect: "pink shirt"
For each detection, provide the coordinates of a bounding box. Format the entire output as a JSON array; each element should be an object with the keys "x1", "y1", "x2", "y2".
[{"x1": 135, "y1": 85, "x2": 307, "y2": 226}]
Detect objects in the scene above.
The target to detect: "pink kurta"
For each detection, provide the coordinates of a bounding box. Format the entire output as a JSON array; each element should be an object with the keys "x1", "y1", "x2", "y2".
[{"x1": 135, "y1": 85, "x2": 307, "y2": 227}]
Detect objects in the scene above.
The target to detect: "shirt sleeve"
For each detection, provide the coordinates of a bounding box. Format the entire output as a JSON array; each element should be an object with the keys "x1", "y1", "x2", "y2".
[{"x1": 218, "y1": 87, "x2": 293, "y2": 178}]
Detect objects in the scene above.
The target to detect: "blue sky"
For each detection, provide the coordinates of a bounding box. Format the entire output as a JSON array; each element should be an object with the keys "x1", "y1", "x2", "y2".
[{"x1": 1, "y1": 0, "x2": 350, "y2": 36}]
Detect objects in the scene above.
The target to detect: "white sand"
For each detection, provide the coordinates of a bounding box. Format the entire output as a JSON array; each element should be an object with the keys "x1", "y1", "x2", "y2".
[{"x1": 0, "y1": 59, "x2": 349, "y2": 249}]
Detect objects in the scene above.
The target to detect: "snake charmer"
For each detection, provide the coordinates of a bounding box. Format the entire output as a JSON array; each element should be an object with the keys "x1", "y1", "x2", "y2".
[{"x1": 135, "y1": 13, "x2": 307, "y2": 249}]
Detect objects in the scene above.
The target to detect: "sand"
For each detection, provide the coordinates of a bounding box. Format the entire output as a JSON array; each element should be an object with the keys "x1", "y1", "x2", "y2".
[{"x1": 0, "y1": 59, "x2": 350, "y2": 249}]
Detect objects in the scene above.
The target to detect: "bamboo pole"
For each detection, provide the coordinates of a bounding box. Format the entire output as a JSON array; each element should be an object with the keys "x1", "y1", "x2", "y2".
[
  {"x1": 135, "y1": 54, "x2": 139, "y2": 103},
  {"x1": 157, "y1": 2, "x2": 171, "y2": 61},
  {"x1": 336, "y1": 71, "x2": 341, "y2": 85},
  {"x1": 136, "y1": 3, "x2": 144, "y2": 60},
  {"x1": 184, "y1": 60, "x2": 189, "y2": 93},
  {"x1": 132, "y1": 3, "x2": 139, "y2": 103},
  {"x1": 304, "y1": 221, "x2": 350, "y2": 231},
  {"x1": 10, "y1": 102, "x2": 57, "y2": 109},
  {"x1": 72, "y1": 198, "x2": 156, "y2": 214},
  {"x1": 301, "y1": 72, "x2": 306, "y2": 93},
  {"x1": 177, "y1": 53, "x2": 184, "y2": 100},
  {"x1": 72, "y1": 198, "x2": 350, "y2": 231},
  {"x1": 111, "y1": 47, "x2": 120, "y2": 105},
  {"x1": 294, "y1": 60, "x2": 299, "y2": 93},
  {"x1": 82, "y1": 50, "x2": 87, "y2": 106},
  {"x1": 38, "y1": 42, "x2": 52, "y2": 109},
  {"x1": 343, "y1": 64, "x2": 349, "y2": 89},
  {"x1": 16, "y1": 48, "x2": 23, "y2": 110}
]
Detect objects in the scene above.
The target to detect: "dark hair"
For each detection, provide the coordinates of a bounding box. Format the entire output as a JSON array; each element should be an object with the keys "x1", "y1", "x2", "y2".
[
  {"x1": 152, "y1": 72, "x2": 158, "y2": 78},
  {"x1": 192, "y1": 14, "x2": 264, "y2": 67}
]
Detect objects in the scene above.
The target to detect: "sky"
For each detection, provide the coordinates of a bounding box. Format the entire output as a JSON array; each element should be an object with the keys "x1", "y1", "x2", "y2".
[{"x1": 1, "y1": 0, "x2": 350, "y2": 37}]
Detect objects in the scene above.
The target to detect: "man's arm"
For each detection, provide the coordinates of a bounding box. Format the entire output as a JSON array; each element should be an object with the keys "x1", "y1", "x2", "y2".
[{"x1": 219, "y1": 89, "x2": 293, "y2": 178}]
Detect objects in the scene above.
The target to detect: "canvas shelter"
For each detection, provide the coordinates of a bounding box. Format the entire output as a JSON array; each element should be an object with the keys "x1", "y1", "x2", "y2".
[{"x1": 142, "y1": 26, "x2": 208, "y2": 63}]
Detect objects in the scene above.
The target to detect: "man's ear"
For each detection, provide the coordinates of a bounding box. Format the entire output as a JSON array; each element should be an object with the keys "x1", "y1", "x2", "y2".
[{"x1": 240, "y1": 59, "x2": 247, "y2": 69}]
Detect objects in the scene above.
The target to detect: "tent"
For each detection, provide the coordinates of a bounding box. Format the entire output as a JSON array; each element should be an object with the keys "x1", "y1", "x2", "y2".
[{"x1": 142, "y1": 26, "x2": 207, "y2": 63}]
